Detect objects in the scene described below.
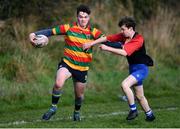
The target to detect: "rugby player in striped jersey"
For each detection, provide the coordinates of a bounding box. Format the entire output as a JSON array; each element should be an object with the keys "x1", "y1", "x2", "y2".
[{"x1": 29, "y1": 4, "x2": 105, "y2": 121}]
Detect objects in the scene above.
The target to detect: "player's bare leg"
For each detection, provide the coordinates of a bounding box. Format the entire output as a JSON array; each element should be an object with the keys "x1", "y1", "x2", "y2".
[
  {"x1": 121, "y1": 75, "x2": 138, "y2": 120},
  {"x1": 42, "y1": 68, "x2": 71, "y2": 120},
  {"x1": 134, "y1": 86, "x2": 155, "y2": 121}
]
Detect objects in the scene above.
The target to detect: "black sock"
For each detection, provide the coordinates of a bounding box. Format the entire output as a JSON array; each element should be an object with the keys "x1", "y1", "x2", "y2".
[
  {"x1": 52, "y1": 89, "x2": 62, "y2": 105},
  {"x1": 75, "y1": 97, "x2": 83, "y2": 111}
]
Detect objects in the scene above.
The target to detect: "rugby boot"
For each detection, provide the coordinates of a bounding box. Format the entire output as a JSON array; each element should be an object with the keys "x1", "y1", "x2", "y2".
[
  {"x1": 146, "y1": 114, "x2": 155, "y2": 122},
  {"x1": 126, "y1": 110, "x2": 138, "y2": 120},
  {"x1": 42, "y1": 106, "x2": 57, "y2": 120},
  {"x1": 73, "y1": 111, "x2": 81, "y2": 121}
]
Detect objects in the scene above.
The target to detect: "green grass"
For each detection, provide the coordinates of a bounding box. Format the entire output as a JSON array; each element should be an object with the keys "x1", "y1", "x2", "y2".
[
  {"x1": 0, "y1": 65, "x2": 179, "y2": 128},
  {"x1": 0, "y1": 96, "x2": 180, "y2": 128}
]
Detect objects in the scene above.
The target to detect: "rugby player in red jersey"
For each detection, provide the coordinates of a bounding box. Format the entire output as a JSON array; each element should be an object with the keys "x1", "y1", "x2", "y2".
[{"x1": 83, "y1": 16, "x2": 155, "y2": 122}]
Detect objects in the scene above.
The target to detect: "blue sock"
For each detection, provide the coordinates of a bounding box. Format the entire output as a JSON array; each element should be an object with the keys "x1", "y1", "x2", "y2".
[
  {"x1": 129, "y1": 104, "x2": 137, "y2": 112},
  {"x1": 145, "y1": 110, "x2": 153, "y2": 117}
]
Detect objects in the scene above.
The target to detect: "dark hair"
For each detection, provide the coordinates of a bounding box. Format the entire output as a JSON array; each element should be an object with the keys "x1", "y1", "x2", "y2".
[
  {"x1": 77, "y1": 4, "x2": 91, "y2": 15},
  {"x1": 118, "y1": 16, "x2": 136, "y2": 30}
]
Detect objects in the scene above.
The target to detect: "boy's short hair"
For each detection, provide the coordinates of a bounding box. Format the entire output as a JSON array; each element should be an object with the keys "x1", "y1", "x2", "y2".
[
  {"x1": 118, "y1": 16, "x2": 136, "y2": 30},
  {"x1": 77, "y1": 4, "x2": 91, "y2": 15}
]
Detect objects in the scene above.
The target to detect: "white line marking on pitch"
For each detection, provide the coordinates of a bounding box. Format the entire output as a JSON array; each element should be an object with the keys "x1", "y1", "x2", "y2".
[{"x1": 0, "y1": 107, "x2": 178, "y2": 127}]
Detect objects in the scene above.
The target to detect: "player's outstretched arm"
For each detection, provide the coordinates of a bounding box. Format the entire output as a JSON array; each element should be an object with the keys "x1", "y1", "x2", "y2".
[
  {"x1": 29, "y1": 29, "x2": 52, "y2": 46},
  {"x1": 99, "y1": 44, "x2": 127, "y2": 56},
  {"x1": 34, "y1": 29, "x2": 53, "y2": 37},
  {"x1": 83, "y1": 36, "x2": 107, "y2": 50}
]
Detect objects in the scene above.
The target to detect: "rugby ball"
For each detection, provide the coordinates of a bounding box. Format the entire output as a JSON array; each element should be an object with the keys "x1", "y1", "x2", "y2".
[{"x1": 33, "y1": 35, "x2": 49, "y2": 48}]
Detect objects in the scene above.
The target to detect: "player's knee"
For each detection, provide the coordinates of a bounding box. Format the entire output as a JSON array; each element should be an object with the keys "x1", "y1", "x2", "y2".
[
  {"x1": 54, "y1": 79, "x2": 64, "y2": 89},
  {"x1": 136, "y1": 94, "x2": 145, "y2": 101},
  {"x1": 121, "y1": 81, "x2": 129, "y2": 90}
]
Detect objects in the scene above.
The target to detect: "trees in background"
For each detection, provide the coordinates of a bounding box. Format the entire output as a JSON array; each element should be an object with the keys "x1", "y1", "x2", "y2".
[{"x1": 0, "y1": 0, "x2": 179, "y2": 20}]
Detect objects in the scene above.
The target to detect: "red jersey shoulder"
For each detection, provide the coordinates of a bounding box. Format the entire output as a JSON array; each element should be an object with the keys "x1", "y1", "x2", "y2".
[
  {"x1": 134, "y1": 34, "x2": 144, "y2": 42},
  {"x1": 123, "y1": 34, "x2": 144, "y2": 56}
]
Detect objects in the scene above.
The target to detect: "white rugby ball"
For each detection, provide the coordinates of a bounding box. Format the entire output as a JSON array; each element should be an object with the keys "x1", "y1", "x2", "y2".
[{"x1": 34, "y1": 35, "x2": 49, "y2": 48}]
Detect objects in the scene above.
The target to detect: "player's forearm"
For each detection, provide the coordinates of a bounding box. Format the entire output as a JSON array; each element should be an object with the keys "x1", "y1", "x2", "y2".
[
  {"x1": 34, "y1": 29, "x2": 53, "y2": 37},
  {"x1": 106, "y1": 46, "x2": 127, "y2": 56},
  {"x1": 92, "y1": 36, "x2": 107, "y2": 46}
]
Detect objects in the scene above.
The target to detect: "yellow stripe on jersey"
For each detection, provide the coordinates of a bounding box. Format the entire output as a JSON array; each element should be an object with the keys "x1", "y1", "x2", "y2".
[
  {"x1": 64, "y1": 24, "x2": 70, "y2": 32},
  {"x1": 63, "y1": 58, "x2": 89, "y2": 71},
  {"x1": 91, "y1": 28, "x2": 104, "y2": 39},
  {"x1": 64, "y1": 48, "x2": 92, "y2": 58},
  {"x1": 52, "y1": 28, "x2": 56, "y2": 35},
  {"x1": 66, "y1": 36, "x2": 93, "y2": 44},
  {"x1": 91, "y1": 28, "x2": 99, "y2": 37}
]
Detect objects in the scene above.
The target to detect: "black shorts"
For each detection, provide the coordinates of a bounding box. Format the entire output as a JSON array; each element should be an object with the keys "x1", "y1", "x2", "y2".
[{"x1": 58, "y1": 61, "x2": 88, "y2": 83}]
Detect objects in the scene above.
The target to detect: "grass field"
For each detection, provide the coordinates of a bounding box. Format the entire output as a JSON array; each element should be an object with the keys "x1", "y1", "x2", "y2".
[
  {"x1": 0, "y1": 97, "x2": 180, "y2": 128},
  {"x1": 0, "y1": 65, "x2": 179, "y2": 128}
]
